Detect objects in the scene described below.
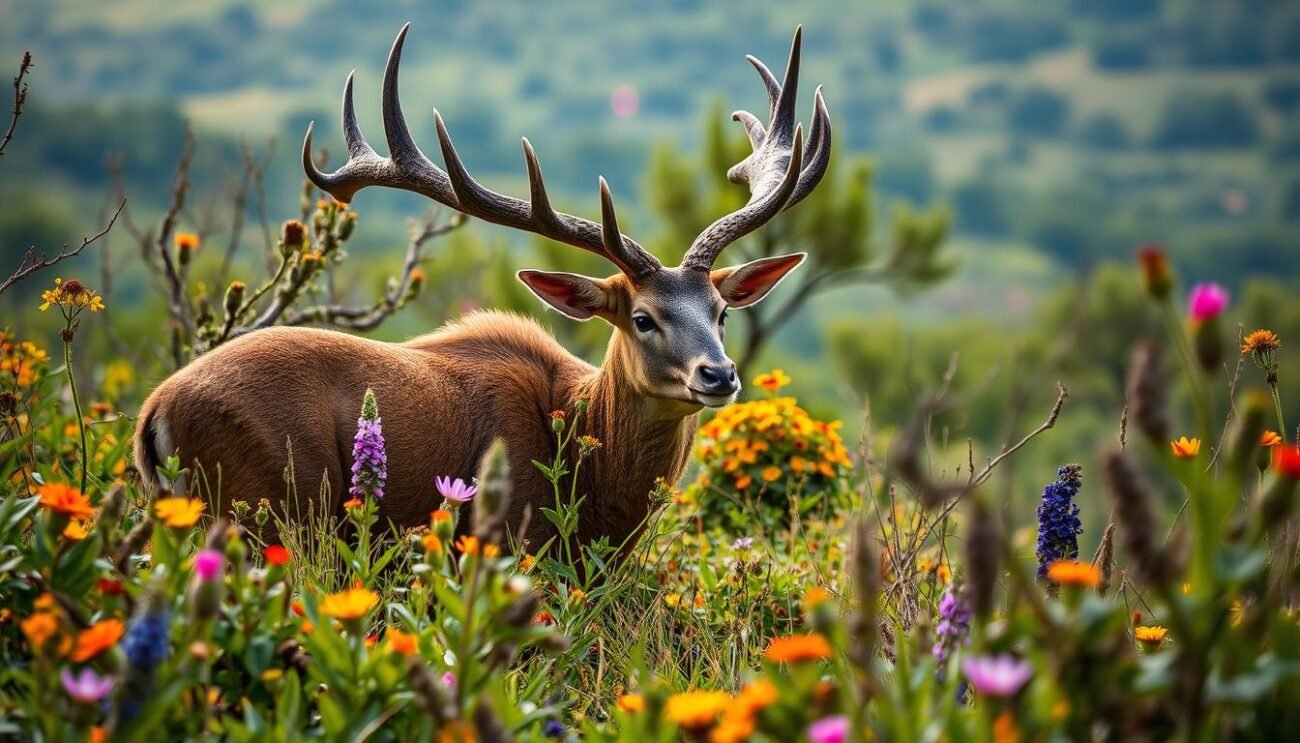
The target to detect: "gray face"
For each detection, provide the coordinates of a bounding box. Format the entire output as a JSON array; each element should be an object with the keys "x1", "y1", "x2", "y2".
[{"x1": 618, "y1": 268, "x2": 739, "y2": 408}]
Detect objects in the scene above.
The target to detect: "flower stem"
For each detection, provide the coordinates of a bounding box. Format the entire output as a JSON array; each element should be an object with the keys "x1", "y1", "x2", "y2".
[
  {"x1": 1270, "y1": 383, "x2": 1288, "y2": 443},
  {"x1": 1160, "y1": 304, "x2": 1214, "y2": 446},
  {"x1": 63, "y1": 319, "x2": 89, "y2": 495}
]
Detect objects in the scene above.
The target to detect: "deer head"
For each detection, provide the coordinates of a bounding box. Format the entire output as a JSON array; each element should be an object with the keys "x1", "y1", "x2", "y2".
[{"x1": 303, "y1": 24, "x2": 831, "y2": 410}]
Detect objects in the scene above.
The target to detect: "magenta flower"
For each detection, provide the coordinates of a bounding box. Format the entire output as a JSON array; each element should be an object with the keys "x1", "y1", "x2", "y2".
[
  {"x1": 808, "y1": 715, "x2": 849, "y2": 743},
  {"x1": 436, "y1": 476, "x2": 477, "y2": 504},
  {"x1": 442, "y1": 670, "x2": 457, "y2": 691},
  {"x1": 194, "y1": 549, "x2": 224, "y2": 582},
  {"x1": 60, "y1": 667, "x2": 113, "y2": 703},
  {"x1": 1187, "y1": 283, "x2": 1229, "y2": 321},
  {"x1": 962, "y1": 654, "x2": 1033, "y2": 697}
]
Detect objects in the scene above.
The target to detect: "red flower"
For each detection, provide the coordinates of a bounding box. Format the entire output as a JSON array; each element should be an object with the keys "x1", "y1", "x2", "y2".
[
  {"x1": 97, "y1": 578, "x2": 125, "y2": 596},
  {"x1": 1274, "y1": 444, "x2": 1300, "y2": 480},
  {"x1": 264, "y1": 545, "x2": 291, "y2": 566}
]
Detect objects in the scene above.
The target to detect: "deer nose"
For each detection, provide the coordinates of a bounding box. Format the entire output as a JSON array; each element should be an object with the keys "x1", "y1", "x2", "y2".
[{"x1": 694, "y1": 363, "x2": 739, "y2": 396}]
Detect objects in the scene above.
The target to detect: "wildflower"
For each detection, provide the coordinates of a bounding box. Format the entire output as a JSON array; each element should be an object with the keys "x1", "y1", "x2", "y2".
[
  {"x1": 422, "y1": 533, "x2": 443, "y2": 554},
  {"x1": 1274, "y1": 444, "x2": 1300, "y2": 480},
  {"x1": 455, "y1": 535, "x2": 481, "y2": 555},
  {"x1": 761, "y1": 465, "x2": 782, "y2": 482},
  {"x1": 281, "y1": 219, "x2": 307, "y2": 249},
  {"x1": 63, "y1": 519, "x2": 90, "y2": 541},
  {"x1": 387, "y1": 628, "x2": 418, "y2": 655},
  {"x1": 533, "y1": 611, "x2": 555, "y2": 625},
  {"x1": 435, "y1": 476, "x2": 477, "y2": 504},
  {"x1": 808, "y1": 715, "x2": 850, "y2": 743},
  {"x1": 754, "y1": 368, "x2": 791, "y2": 392},
  {"x1": 1135, "y1": 625, "x2": 1168, "y2": 648},
  {"x1": 350, "y1": 389, "x2": 387, "y2": 501},
  {"x1": 731, "y1": 537, "x2": 754, "y2": 551},
  {"x1": 542, "y1": 720, "x2": 566, "y2": 738},
  {"x1": 993, "y1": 713, "x2": 1021, "y2": 743},
  {"x1": 98, "y1": 578, "x2": 125, "y2": 596},
  {"x1": 804, "y1": 586, "x2": 831, "y2": 611},
  {"x1": 38, "y1": 483, "x2": 94, "y2": 520},
  {"x1": 962, "y1": 654, "x2": 1033, "y2": 697},
  {"x1": 121, "y1": 603, "x2": 171, "y2": 671},
  {"x1": 663, "y1": 593, "x2": 682, "y2": 608},
  {"x1": 320, "y1": 586, "x2": 379, "y2": 622},
  {"x1": 261, "y1": 668, "x2": 284, "y2": 684},
  {"x1": 1187, "y1": 283, "x2": 1229, "y2": 322},
  {"x1": 1242, "y1": 328, "x2": 1281, "y2": 357},
  {"x1": 763, "y1": 632, "x2": 833, "y2": 663},
  {"x1": 60, "y1": 668, "x2": 113, "y2": 704},
  {"x1": 442, "y1": 671, "x2": 457, "y2": 691},
  {"x1": 482, "y1": 543, "x2": 501, "y2": 558},
  {"x1": 570, "y1": 587, "x2": 587, "y2": 602},
  {"x1": 932, "y1": 583, "x2": 972, "y2": 674},
  {"x1": 343, "y1": 497, "x2": 363, "y2": 511},
  {"x1": 550, "y1": 409, "x2": 567, "y2": 432},
  {"x1": 71, "y1": 618, "x2": 126, "y2": 662},
  {"x1": 520, "y1": 554, "x2": 536, "y2": 569},
  {"x1": 264, "y1": 545, "x2": 291, "y2": 566},
  {"x1": 1046, "y1": 560, "x2": 1101, "y2": 588},
  {"x1": 20, "y1": 612, "x2": 61, "y2": 652},
  {"x1": 175, "y1": 232, "x2": 200, "y2": 252},
  {"x1": 154, "y1": 497, "x2": 205, "y2": 528},
  {"x1": 1262, "y1": 430, "x2": 1283, "y2": 447},
  {"x1": 665, "y1": 690, "x2": 729, "y2": 729},
  {"x1": 577, "y1": 434, "x2": 602, "y2": 455},
  {"x1": 616, "y1": 693, "x2": 645, "y2": 712},
  {"x1": 1137, "y1": 244, "x2": 1172, "y2": 301},
  {"x1": 38, "y1": 278, "x2": 105, "y2": 313},
  {"x1": 1035, "y1": 464, "x2": 1082, "y2": 581},
  {"x1": 1170, "y1": 437, "x2": 1200, "y2": 458},
  {"x1": 194, "y1": 549, "x2": 224, "y2": 582},
  {"x1": 735, "y1": 474, "x2": 753, "y2": 489}
]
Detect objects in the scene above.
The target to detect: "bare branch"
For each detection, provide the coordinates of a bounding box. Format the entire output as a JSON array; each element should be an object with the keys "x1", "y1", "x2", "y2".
[
  {"x1": 0, "y1": 51, "x2": 32, "y2": 160},
  {"x1": 0, "y1": 200, "x2": 126, "y2": 295}
]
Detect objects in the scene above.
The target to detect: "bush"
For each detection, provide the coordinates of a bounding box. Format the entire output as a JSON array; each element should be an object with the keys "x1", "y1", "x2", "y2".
[{"x1": 1152, "y1": 90, "x2": 1260, "y2": 149}]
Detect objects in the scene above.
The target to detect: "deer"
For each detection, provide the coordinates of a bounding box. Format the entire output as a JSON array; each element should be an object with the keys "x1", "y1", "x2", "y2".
[{"x1": 134, "y1": 23, "x2": 832, "y2": 552}]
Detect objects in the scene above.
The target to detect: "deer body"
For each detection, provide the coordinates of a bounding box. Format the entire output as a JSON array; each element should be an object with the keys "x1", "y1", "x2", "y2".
[{"x1": 135, "y1": 24, "x2": 832, "y2": 548}]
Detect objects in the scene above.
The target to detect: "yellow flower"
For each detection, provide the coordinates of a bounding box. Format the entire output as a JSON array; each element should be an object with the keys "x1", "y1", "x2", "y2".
[
  {"x1": 616, "y1": 693, "x2": 644, "y2": 712},
  {"x1": 422, "y1": 533, "x2": 443, "y2": 554},
  {"x1": 803, "y1": 586, "x2": 831, "y2": 611},
  {"x1": 665, "y1": 690, "x2": 729, "y2": 729},
  {"x1": 519, "y1": 554, "x2": 536, "y2": 570},
  {"x1": 663, "y1": 593, "x2": 682, "y2": 608},
  {"x1": 38, "y1": 483, "x2": 94, "y2": 520},
  {"x1": 320, "y1": 586, "x2": 379, "y2": 621},
  {"x1": 71, "y1": 619, "x2": 125, "y2": 662},
  {"x1": 763, "y1": 632, "x2": 833, "y2": 663},
  {"x1": 1241, "y1": 328, "x2": 1281, "y2": 355},
  {"x1": 482, "y1": 543, "x2": 501, "y2": 558},
  {"x1": 1170, "y1": 437, "x2": 1200, "y2": 458},
  {"x1": 154, "y1": 497, "x2": 205, "y2": 528},
  {"x1": 1134, "y1": 625, "x2": 1168, "y2": 646},
  {"x1": 761, "y1": 466, "x2": 782, "y2": 483},
  {"x1": 38, "y1": 278, "x2": 105, "y2": 313},
  {"x1": 1046, "y1": 559, "x2": 1101, "y2": 588},
  {"x1": 63, "y1": 519, "x2": 90, "y2": 541},
  {"x1": 260, "y1": 668, "x2": 284, "y2": 683},
  {"x1": 753, "y1": 368, "x2": 791, "y2": 392}
]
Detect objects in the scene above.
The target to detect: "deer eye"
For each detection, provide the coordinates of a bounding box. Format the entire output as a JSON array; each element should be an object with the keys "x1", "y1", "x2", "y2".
[{"x1": 632, "y1": 314, "x2": 658, "y2": 333}]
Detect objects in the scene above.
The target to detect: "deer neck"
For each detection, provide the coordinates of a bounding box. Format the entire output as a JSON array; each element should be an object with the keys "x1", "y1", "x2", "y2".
[{"x1": 567, "y1": 332, "x2": 698, "y2": 547}]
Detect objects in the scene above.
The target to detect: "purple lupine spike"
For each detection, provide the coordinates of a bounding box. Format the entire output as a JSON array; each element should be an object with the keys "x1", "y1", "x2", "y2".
[
  {"x1": 350, "y1": 388, "x2": 388, "y2": 501},
  {"x1": 1035, "y1": 464, "x2": 1083, "y2": 581}
]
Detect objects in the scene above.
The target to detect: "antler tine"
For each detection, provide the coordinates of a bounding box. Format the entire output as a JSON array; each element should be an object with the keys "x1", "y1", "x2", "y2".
[
  {"x1": 681, "y1": 26, "x2": 832, "y2": 271},
  {"x1": 302, "y1": 24, "x2": 662, "y2": 278},
  {"x1": 599, "y1": 177, "x2": 659, "y2": 278}
]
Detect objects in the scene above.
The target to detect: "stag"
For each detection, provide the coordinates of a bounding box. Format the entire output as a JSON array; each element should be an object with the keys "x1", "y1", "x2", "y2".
[{"x1": 135, "y1": 24, "x2": 831, "y2": 550}]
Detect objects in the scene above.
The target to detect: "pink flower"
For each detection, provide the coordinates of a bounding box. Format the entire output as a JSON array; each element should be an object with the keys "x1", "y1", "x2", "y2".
[
  {"x1": 435, "y1": 476, "x2": 477, "y2": 504},
  {"x1": 1187, "y1": 283, "x2": 1229, "y2": 322},
  {"x1": 962, "y1": 654, "x2": 1032, "y2": 697},
  {"x1": 194, "y1": 549, "x2": 224, "y2": 582},
  {"x1": 60, "y1": 667, "x2": 113, "y2": 703},
  {"x1": 442, "y1": 671, "x2": 456, "y2": 691},
  {"x1": 808, "y1": 715, "x2": 849, "y2": 743}
]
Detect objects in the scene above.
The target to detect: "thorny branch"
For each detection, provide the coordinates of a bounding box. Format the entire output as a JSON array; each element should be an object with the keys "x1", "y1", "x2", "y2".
[
  {"x1": 0, "y1": 51, "x2": 32, "y2": 159},
  {"x1": 0, "y1": 201, "x2": 126, "y2": 296}
]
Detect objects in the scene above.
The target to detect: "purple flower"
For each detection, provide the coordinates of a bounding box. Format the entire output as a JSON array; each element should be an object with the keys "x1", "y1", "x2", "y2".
[
  {"x1": 1035, "y1": 464, "x2": 1082, "y2": 581},
  {"x1": 1188, "y1": 283, "x2": 1229, "y2": 321},
  {"x1": 932, "y1": 584, "x2": 972, "y2": 675},
  {"x1": 808, "y1": 715, "x2": 849, "y2": 743},
  {"x1": 60, "y1": 668, "x2": 113, "y2": 703},
  {"x1": 442, "y1": 670, "x2": 457, "y2": 691},
  {"x1": 194, "y1": 549, "x2": 224, "y2": 582},
  {"x1": 435, "y1": 476, "x2": 476, "y2": 504},
  {"x1": 350, "y1": 389, "x2": 387, "y2": 501},
  {"x1": 962, "y1": 654, "x2": 1033, "y2": 697},
  {"x1": 731, "y1": 537, "x2": 754, "y2": 550}
]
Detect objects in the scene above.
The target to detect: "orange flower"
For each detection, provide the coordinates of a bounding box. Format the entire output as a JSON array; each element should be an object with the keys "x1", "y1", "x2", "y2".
[
  {"x1": 422, "y1": 533, "x2": 443, "y2": 554},
  {"x1": 1261, "y1": 430, "x2": 1283, "y2": 447},
  {"x1": 533, "y1": 610, "x2": 555, "y2": 625},
  {"x1": 387, "y1": 627, "x2": 418, "y2": 655},
  {"x1": 20, "y1": 612, "x2": 60, "y2": 651},
  {"x1": 616, "y1": 693, "x2": 645, "y2": 712},
  {"x1": 803, "y1": 586, "x2": 831, "y2": 611},
  {"x1": 761, "y1": 466, "x2": 782, "y2": 482},
  {"x1": 482, "y1": 543, "x2": 501, "y2": 558},
  {"x1": 519, "y1": 554, "x2": 536, "y2": 570},
  {"x1": 734, "y1": 474, "x2": 753, "y2": 489},
  {"x1": 1241, "y1": 329, "x2": 1280, "y2": 355},
  {"x1": 1169, "y1": 437, "x2": 1200, "y2": 458},
  {"x1": 38, "y1": 483, "x2": 93, "y2": 520},
  {"x1": 763, "y1": 632, "x2": 833, "y2": 663},
  {"x1": 264, "y1": 545, "x2": 291, "y2": 566},
  {"x1": 430, "y1": 509, "x2": 451, "y2": 524},
  {"x1": 343, "y1": 497, "x2": 363, "y2": 510},
  {"x1": 1274, "y1": 444, "x2": 1300, "y2": 480},
  {"x1": 665, "y1": 690, "x2": 729, "y2": 729},
  {"x1": 320, "y1": 586, "x2": 379, "y2": 621},
  {"x1": 455, "y1": 535, "x2": 480, "y2": 555},
  {"x1": 154, "y1": 497, "x2": 205, "y2": 528},
  {"x1": 993, "y1": 712, "x2": 1021, "y2": 743},
  {"x1": 71, "y1": 619, "x2": 125, "y2": 662},
  {"x1": 62, "y1": 519, "x2": 90, "y2": 541},
  {"x1": 1046, "y1": 559, "x2": 1101, "y2": 588},
  {"x1": 175, "y1": 233, "x2": 200, "y2": 251},
  {"x1": 753, "y1": 368, "x2": 791, "y2": 392}
]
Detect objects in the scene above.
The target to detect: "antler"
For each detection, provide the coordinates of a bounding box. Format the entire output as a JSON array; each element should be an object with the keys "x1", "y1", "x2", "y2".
[
  {"x1": 302, "y1": 24, "x2": 661, "y2": 279},
  {"x1": 680, "y1": 26, "x2": 832, "y2": 271}
]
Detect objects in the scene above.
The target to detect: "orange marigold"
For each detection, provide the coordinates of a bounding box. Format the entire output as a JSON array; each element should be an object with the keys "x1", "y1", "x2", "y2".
[
  {"x1": 71, "y1": 619, "x2": 125, "y2": 662},
  {"x1": 1169, "y1": 436, "x2": 1200, "y2": 458},
  {"x1": 38, "y1": 483, "x2": 93, "y2": 520},
  {"x1": 154, "y1": 497, "x2": 205, "y2": 528},
  {"x1": 665, "y1": 690, "x2": 729, "y2": 729},
  {"x1": 386, "y1": 627, "x2": 418, "y2": 655},
  {"x1": 763, "y1": 632, "x2": 833, "y2": 663},
  {"x1": 1046, "y1": 559, "x2": 1101, "y2": 588},
  {"x1": 320, "y1": 586, "x2": 379, "y2": 621}
]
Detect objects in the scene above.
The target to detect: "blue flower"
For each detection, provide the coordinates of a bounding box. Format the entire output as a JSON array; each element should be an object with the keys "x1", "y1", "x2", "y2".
[
  {"x1": 121, "y1": 608, "x2": 170, "y2": 671},
  {"x1": 350, "y1": 388, "x2": 388, "y2": 501},
  {"x1": 1035, "y1": 464, "x2": 1083, "y2": 580},
  {"x1": 932, "y1": 583, "x2": 971, "y2": 681},
  {"x1": 543, "y1": 719, "x2": 566, "y2": 738}
]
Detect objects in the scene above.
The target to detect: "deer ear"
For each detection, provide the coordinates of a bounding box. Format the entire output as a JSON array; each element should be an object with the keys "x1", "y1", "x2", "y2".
[
  {"x1": 711, "y1": 253, "x2": 806, "y2": 308},
  {"x1": 517, "y1": 270, "x2": 614, "y2": 321}
]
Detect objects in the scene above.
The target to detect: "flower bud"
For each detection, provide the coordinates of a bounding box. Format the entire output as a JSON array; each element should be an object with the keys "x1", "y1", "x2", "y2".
[
  {"x1": 337, "y1": 211, "x2": 357, "y2": 240},
  {"x1": 1125, "y1": 342, "x2": 1169, "y2": 445},
  {"x1": 223, "y1": 281, "x2": 245, "y2": 319},
  {"x1": 188, "y1": 549, "x2": 225, "y2": 622},
  {"x1": 473, "y1": 438, "x2": 511, "y2": 540},
  {"x1": 1137, "y1": 244, "x2": 1172, "y2": 301},
  {"x1": 281, "y1": 220, "x2": 307, "y2": 252},
  {"x1": 1191, "y1": 314, "x2": 1224, "y2": 373},
  {"x1": 1103, "y1": 449, "x2": 1171, "y2": 586},
  {"x1": 1223, "y1": 391, "x2": 1268, "y2": 478}
]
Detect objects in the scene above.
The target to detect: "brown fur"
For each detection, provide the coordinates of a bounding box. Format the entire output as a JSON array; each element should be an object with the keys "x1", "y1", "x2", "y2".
[{"x1": 134, "y1": 309, "x2": 695, "y2": 551}]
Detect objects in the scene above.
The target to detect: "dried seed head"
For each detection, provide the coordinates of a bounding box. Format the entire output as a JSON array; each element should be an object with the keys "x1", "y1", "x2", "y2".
[
  {"x1": 1125, "y1": 342, "x2": 1169, "y2": 445},
  {"x1": 1102, "y1": 449, "x2": 1171, "y2": 586},
  {"x1": 1093, "y1": 522, "x2": 1116, "y2": 595},
  {"x1": 474, "y1": 438, "x2": 511, "y2": 541},
  {"x1": 964, "y1": 493, "x2": 1001, "y2": 621},
  {"x1": 405, "y1": 656, "x2": 456, "y2": 723},
  {"x1": 1224, "y1": 390, "x2": 1269, "y2": 478}
]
